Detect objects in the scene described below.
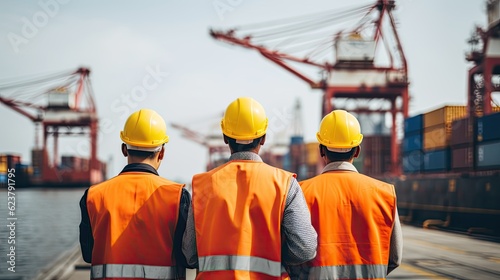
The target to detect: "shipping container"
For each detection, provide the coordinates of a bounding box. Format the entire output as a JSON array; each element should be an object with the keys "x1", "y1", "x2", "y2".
[
  {"x1": 404, "y1": 114, "x2": 423, "y2": 134},
  {"x1": 282, "y1": 152, "x2": 291, "y2": 172},
  {"x1": 402, "y1": 133, "x2": 422, "y2": 152},
  {"x1": 450, "y1": 117, "x2": 473, "y2": 146},
  {"x1": 61, "y1": 156, "x2": 85, "y2": 170},
  {"x1": 361, "y1": 136, "x2": 392, "y2": 175},
  {"x1": 476, "y1": 140, "x2": 500, "y2": 169},
  {"x1": 403, "y1": 150, "x2": 422, "y2": 173},
  {"x1": 303, "y1": 163, "x2": 318, "y2": 179},
  {"x1": 305, "y1": 142, "x2": 319, "y2": 165},
  {"x1": 476, "y1": 112, "x2": 500, "y2": 142},
  {"x1": 451, "y1": 145, "x2": 474, "y2": 170},
  {"x1": 0, "y1": 173, "x2": 6, "y2": 187},
  {"x1": 15, "y1": 163, "x2": 31, "y2": 187},
  {"x1": 0, "y1": 161, "x2": 6, "y2": 173},
  {"x1": 423, "y1": 105, "x2": 467, "y2": 129},
  {"x1": 423, "y1": 125, "x2": 447, "y2": 151},
  {"x1": 0, "y1": 154, "x2": 21, "y2": 171},
  {"x1": 423, "y1": 148, "x2": 449, "y2": 172},
  {"x1": 290, "y1": 136, "x2": 304, "y2": 145},
  {"x1": 31, "y1": 149, "x2": 44, "y2": 170}
]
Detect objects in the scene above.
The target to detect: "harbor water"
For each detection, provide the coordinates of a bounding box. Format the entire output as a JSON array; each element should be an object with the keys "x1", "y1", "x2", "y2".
[{"x1": 0, "y1": 188, "x2": 84, "y2": 279}]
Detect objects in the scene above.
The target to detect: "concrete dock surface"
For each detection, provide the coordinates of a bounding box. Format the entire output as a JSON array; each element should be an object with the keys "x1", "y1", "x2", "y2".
[{"x1": 39, "y1": 224, "x2": 500, "y2": 280}]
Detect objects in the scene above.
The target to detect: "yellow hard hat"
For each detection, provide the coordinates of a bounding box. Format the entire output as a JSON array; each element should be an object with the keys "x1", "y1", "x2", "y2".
[
  {"x1": 221, "y1": 97, "x2": 268, "y2": 143},
  {"x1": 120, "y1": 109, "x2": 169, "y2": 151},
  {"x1": 316, "y1": 110, "x2": 363, "y2": 152}
]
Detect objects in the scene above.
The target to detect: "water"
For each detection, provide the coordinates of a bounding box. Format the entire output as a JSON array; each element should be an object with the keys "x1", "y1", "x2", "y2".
[{"x1": 0, "y1": 188, "x2": 85, "y2": 279}]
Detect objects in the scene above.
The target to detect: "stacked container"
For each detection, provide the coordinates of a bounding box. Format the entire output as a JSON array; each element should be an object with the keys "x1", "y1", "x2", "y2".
[
  {"x1": 0, "y1": 154, "x2": 21, "y2": 187},
  {"x1": 31, "y1": 149, "x2": 44, "y2": 177},
  {"x1": 304, "y1": 142, "x2": 319, "y2": 178},
  {"x1": 360, "y1": 136, "x2": 391, "y2": 175},
  {"x1": 289, "y1": 136, "x2": 306, "y2": 179},
  {"x1": 422, "y1": 106, "x2": 467, "y2": 172},
  {"x1": 450, "y1": 117, "x2": 474, "y2": 170},
  {"x1": 475, "y1": 112, "x2": 500, "y2": 169},
  {"x1": 402, "y1": 114, "x2": 423, "y2": 173}
]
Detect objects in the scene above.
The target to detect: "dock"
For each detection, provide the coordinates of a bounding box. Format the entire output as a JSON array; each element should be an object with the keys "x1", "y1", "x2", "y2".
[
  {"x1": 36, "y1": 225, "x2": 500, "y2": 279},
  {"x1": 35, "y1": 245, "x2": 196, "y2": 280}
]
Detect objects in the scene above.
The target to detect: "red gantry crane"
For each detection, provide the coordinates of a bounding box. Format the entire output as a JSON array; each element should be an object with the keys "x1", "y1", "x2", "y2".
[
  {"x1": 210, "y1": 0, "x2": 409, "y2": 175},
  {"x1": 466, "y1": 0, "x2": 500, "y2": 117},
  {"x1": 0, "y1": 67, "x2": 103, "y2": 187}
]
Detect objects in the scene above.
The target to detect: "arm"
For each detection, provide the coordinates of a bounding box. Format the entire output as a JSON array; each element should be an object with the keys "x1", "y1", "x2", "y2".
[
  {"x1": 387, "y1": 207, "x2": 403, "y2": 275},
  {"x1": 281, "y1": 177, "x2": 318, "y2": 265},
  {"x1": 182, "y1": 203, "x2": 199, "y2": 268},
  {"x1": 79, "y1": 189, "x2": 94, "y2": 263},
  {"x1": 173, "y1": 188, "x2": 193, "y2": 269}
]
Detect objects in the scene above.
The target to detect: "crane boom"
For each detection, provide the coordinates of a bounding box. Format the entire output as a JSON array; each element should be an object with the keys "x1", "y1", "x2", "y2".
[{"x1": 210, "y1": 0, "x2": 408, "y2": 175}]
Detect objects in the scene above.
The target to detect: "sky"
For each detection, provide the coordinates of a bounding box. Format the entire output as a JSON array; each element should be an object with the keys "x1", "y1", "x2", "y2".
[{"x1": 0, "y1": 0, "x2": 486, "y2": 183}]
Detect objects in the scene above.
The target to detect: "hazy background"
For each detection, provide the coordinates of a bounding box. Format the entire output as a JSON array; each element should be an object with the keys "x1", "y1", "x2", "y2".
[{"x1": 0, "y1": 0, "x2": 485, "y2": 183}]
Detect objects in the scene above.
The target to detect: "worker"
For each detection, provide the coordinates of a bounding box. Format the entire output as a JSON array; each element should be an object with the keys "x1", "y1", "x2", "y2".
[
  {"x1": 79, "y1": 108, "x2": 191, "y2": 279},
  {"x1": 290, "y1": 110, "x2": 402, "y2": 280},
  {"x1": 182, "y1": 97, "x2": 317, "y2": 279}
]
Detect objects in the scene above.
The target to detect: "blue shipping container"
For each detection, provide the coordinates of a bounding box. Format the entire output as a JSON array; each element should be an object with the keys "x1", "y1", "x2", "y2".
[
  {"x1": 424, "y1": 149, "x2": 449, "y2": 171},
  {"x1": 477, "y1": 112, "x2": 500, "y2": 142},
  {"x1": 402, "y1": 133, "x2": 422, "y2": 152},
  {"x1": 290, "y1": 136, "x2": 304, "y2": 145},
  {"x1": 404, "y1": 114, "x2": 423, "y2": 134},
  {"x1": 403, "y1": 151, "x2": 422, "y2": 173},
  {"x1": 0, "y1": 173, "x2": 6, "y2": 185},
  {"x1": 476, "y1": 140, "x2": 500, "y2": 169}
]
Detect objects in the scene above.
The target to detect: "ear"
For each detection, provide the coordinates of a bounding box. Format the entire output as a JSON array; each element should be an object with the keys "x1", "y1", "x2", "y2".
[
  {"x1": 353, "y1": 146, "x2": 361, "y2": 158},
  {"x1": 157, "y1": 146, "x2": 165, "y2": 161},
  {"x1": 319, "y1": 144, "x2": 325, "y2": 158},
  {"x1": 121, "y1": 143, "x2": 128, "y2": 157},
  {"x1": 260, "y1": 134, "x2": 266, "y2": 146}
]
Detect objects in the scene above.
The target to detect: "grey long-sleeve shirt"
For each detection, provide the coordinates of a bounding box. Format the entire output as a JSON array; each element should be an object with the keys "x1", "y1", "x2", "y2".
[{"x1": 182, "y1": 151, "x2": 318, "y2": 268}]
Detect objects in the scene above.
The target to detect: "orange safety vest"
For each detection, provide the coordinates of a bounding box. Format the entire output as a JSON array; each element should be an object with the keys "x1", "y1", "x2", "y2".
[
  {"x1": 192, "y1": 160, "x2": 294, "y2": 280},
  {"x1": 299, "y1": 170, "x2": 396, "y2": 280},
  {"x1": 86, "y1": 172, "x2": 184, "y2": 280}
]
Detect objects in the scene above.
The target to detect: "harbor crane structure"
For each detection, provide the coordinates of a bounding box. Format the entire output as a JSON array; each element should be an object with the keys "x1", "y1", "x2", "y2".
[
  {"x1": 210, "y1": 0, "x2": 409, "y2": 175},
  {"x1": 0, "y1": 67, "x2": 102, "y2": 186}
]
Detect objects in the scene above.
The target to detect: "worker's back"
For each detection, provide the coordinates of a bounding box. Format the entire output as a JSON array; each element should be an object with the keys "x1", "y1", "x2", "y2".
[
  {"x1": 299, "y1": 170, "x2": 396, "y2": 280},
  {"x1": 87, "y1": 171, "x2": 184, "y2": 278},
  {"x1": 192, "y1": 160, "x2": 293, "y2": 279}
]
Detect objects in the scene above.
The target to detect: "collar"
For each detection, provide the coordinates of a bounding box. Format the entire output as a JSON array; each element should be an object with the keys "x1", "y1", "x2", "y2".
[
  {"x1": 321, "y1": 161, "x2": 358, "y2": 174},
  {"x1": 229, "y1": 151, "x2": 263, "y2": 162},
  {"x1": 120, "y1": 163, "x2": 159, "y2": 176}
]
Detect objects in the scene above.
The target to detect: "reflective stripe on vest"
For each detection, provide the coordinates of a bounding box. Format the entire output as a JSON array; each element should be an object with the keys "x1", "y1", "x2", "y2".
[
  {"x1": 199, "y1": 255, "x2": 286, "y2": 277},
  {"x1": 91, "y1": 264, "x2": 180, "y2": 279},
  {"x1": 309, "y1": 264, "x2": 387, "y2": 279}
]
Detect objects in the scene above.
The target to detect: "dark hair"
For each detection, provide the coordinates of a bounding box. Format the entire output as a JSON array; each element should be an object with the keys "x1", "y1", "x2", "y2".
[
  {"x1": 322, "y1": 145, "x2": 358, "y2": 162},
  {"x1": 226, "y1": 136, "x2": 263, "y2": 152},
  {"x1": 127, "y1": 148, "x2": 160, "y2": 160}
]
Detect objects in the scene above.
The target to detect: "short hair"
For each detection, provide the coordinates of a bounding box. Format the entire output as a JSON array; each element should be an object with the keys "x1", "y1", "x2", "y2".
[
  {"x1": 226, "y1": 136, "x2": 263, "y2": 152},
  {"x1": 127, "y1": 148, "x2": 160, "y2": 160},
  {"x1": 322, "y1": 145, "x2": 358, "y2": 162}
]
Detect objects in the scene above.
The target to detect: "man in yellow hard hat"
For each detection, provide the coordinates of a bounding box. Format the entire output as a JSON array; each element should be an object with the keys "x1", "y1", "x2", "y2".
[
  {"x1": 182, "y1": 97, "x2": 317, "y2": 279},
  {"x1": 79, "y1": 108, "x2": 191, "y2": 279},
  {"x1": 291, "y1": 110, "x2": 402, "y2": 279}
]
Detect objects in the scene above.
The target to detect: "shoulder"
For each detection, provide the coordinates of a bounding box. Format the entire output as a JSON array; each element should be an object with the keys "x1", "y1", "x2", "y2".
[
  {"x1": 155, "y1": 176, "x2": 185, "y2": 189},
  {"x1": 88, "y1": 176, "x2": 118, "y2": 194},
  {"x1": 356, "y1": 173, "x2": 395, "y2": 194}
]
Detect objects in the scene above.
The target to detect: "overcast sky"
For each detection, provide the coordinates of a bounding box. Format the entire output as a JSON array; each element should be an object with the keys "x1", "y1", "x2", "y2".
[{"x1": 0, "y1": 0, "x2": 486, "y2": 183}]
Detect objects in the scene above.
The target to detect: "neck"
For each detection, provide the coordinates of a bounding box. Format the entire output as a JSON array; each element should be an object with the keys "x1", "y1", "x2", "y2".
[{"x1": 127, "y1": 158, "x2": 159, "y2": 170}]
